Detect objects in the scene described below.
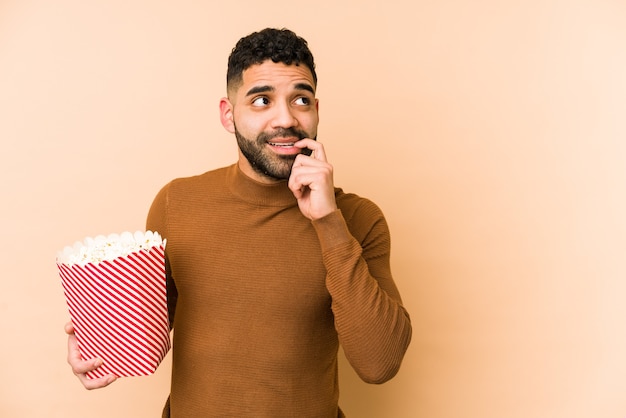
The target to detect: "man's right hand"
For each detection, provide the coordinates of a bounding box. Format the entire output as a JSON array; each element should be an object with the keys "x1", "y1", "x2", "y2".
[{"x1": 65, "y1": 321, "x2": 117, "y2": 389}]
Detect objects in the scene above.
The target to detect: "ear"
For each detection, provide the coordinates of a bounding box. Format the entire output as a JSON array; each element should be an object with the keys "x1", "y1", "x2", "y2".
[{"x1": 219, "y1": 97, "x2": 235, "y2": 133}]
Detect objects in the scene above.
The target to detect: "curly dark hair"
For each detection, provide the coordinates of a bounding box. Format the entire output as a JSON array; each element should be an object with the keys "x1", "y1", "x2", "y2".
[{"x1": 226, "y1": 28, "x2": 317, "y2": 92}]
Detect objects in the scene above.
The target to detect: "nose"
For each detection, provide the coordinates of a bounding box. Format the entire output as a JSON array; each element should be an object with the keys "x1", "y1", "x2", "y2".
[{"x1": 270, "y1": 101, "x2": 298, "y2": 129}]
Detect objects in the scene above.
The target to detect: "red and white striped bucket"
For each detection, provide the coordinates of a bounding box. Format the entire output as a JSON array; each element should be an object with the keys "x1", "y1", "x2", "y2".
[{"x1": 58, "y1": 240, "x2": 170, "y2": 379}]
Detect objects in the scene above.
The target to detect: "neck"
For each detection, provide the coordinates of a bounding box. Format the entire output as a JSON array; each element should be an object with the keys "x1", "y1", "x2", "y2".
[{"x1": 228, "y1": 164, "x2": 296, "y2": 207}]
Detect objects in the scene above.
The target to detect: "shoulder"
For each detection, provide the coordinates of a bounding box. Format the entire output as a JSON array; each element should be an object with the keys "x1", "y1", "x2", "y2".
[
  {"x1": 149, "y1": 165, "x2": 233, "y2": 213},
  {"x1": 153, "y1": 165, "x2": 233, "y2": 205},
  {"x1": 334, "y1": 188, "x2": 389, "y2": 244},
  {"x1": 335, "y1": 188, "x2": 385, "y2": 224},
  {"x1": 147, "y1": 165, "x2": 234, "y2": 235},
  {"x1": 167, "y1": 166, "x2": 231, "y2": 193}
]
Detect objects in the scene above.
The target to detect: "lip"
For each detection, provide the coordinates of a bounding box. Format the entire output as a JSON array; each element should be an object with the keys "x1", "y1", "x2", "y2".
[{"x1": 266, "y1": 138, "x2": 301, "y2": 155}]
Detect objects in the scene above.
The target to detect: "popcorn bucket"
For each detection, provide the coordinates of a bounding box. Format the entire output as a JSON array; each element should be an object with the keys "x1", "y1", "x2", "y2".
[{"x1": 57, "y1": 231, "x2": 171, "y2": 379}]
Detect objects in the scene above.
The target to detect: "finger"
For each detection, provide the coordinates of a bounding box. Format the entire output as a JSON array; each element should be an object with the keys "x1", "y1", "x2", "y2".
[
  {"x1": 82, "y1": 374, "x2": 117, "y2": 390},
  {"x1": 290, "y1": 159, "x2": 333, "y2": 182},
  {"x1": 288, "y1": 168, "x2": 306, "y2": 193},
  {"x1": 288, "y1": 169, "x2": 330, "y2": 199},
  {"x1": 67, "y1": 332, "x2": 102, "y2": 373},
  {"x1": 67, "y1": 335, "x2": 99, "y2": 373},
  {"x1": 65, "y1": 322, "x2": 117, "y2": 389},
  {"x1": 295, "y1": 139, "x2": 327, "y2": 162},
  {"x1": 67, "y1": 344, "x2": 117, "y2": 389},
  {"x1": 70, "y1": 356, "x2": 104, "y2": 376}
]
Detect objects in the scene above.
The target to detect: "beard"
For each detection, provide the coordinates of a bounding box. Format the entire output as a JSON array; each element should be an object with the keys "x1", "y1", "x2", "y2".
[{"x1": 235, "y1": 125, "x2": 314, "y2": 180}]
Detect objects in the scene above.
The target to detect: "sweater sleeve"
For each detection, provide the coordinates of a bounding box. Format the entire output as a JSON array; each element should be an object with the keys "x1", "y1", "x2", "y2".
[
  {"x1": 146, "y1": 182, "x2": 178, "y2": 329},
  {"x1": 311, "y1": 203, "x2": 412, "y2": 384}
]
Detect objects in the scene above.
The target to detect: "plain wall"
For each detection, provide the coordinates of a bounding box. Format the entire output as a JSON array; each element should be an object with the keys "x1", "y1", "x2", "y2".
[{"x1": 1, "y1": 0, "x2": 625, "y2": 417}]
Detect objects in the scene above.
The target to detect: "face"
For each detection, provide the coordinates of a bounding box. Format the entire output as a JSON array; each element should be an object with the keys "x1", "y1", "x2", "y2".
[{"x1": 220, "y1": 61, "x2": 319, "y2": 182}]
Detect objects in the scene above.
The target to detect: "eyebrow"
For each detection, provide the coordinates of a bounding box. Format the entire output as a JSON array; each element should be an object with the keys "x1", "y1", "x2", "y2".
[
  {"x1": 245, "y1": 85, "x2": 273, "y2": 97},
  {"x1": 294, "y1": 83, "x2": 315, "y2": 94},
  {"x1": 245, "y1": 83, "x2": 315, "y2": 97}
]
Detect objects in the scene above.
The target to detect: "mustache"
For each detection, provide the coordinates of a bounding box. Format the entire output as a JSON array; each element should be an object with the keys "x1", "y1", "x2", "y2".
[{"x1": 257, "y1": 128, "x2": 309, "y2": 143}]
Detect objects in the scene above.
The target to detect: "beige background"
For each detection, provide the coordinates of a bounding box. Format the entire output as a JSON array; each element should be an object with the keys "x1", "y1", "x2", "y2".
[{"x1": 1, "y1": 0, "x2": 625, "y2": 417}]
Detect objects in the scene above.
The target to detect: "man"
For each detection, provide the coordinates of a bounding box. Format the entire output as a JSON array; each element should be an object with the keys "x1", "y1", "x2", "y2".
[{"x1": 66, "y1": 28, "x2": 412, "y2": 417}]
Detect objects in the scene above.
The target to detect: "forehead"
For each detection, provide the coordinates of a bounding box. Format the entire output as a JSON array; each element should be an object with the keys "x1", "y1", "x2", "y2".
[{"x1": 239, "y1": 61, "x2": 316, "y2": 93}]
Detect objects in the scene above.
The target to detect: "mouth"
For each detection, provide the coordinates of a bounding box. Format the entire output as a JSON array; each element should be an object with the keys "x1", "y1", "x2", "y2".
[
  {"x1": 268, "y1": 141, "x2": 296, "y2": 147},
  {"x1": 266, "y1": 137, "x2": 302, "y2": 155}
]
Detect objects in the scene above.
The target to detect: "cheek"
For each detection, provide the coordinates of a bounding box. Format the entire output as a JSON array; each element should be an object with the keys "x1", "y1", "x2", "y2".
[
  {"x1": 302, "y1": 113, "x2": 319, "y2": 136},
  {"x1": 233, "y1": 111, "x2": 263, "y2": 137}
]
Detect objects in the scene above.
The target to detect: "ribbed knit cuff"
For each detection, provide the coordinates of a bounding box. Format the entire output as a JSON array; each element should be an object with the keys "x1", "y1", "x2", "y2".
[{"x1": 311, "y1": 209, "x2": 353, "y2": 253}]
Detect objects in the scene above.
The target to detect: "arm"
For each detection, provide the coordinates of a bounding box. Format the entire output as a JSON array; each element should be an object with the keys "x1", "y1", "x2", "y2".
[
  {"x1": 146, "y1": 182, "x2": 178, "y2": 328},
  {"x1": 313, "y1": 205, "x2": 412, "y2": 384},
  {"x1": 289, "y1": 139, "x2": 411, "y2": 383}
]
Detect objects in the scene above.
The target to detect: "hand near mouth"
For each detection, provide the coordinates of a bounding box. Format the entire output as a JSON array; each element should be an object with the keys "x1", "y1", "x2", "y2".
[{"x1": 288, "y1": 139, "x2": 337, "y2": 220}]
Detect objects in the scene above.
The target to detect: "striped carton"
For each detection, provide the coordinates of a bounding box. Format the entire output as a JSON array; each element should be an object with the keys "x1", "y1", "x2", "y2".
[{"x1": 57, "y1": 232, "x2": 170, "y2": 379}]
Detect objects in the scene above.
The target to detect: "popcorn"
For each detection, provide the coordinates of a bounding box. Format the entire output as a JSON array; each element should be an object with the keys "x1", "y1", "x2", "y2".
[
  {"x1": 57, "y1": 230, "x2": 171, "y2": 379},
  {"x1": 57, "y1": 230, "x2": 165, "y2": 266}
]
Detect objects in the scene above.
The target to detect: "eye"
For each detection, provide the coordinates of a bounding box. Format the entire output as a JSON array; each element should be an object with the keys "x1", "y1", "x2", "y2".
[
  {"x1": 252, "y1": 97, "x2": 270, "y2": 107},
  {"x1": 294, "y1": 97, "x2": 311, "y2": 106}
]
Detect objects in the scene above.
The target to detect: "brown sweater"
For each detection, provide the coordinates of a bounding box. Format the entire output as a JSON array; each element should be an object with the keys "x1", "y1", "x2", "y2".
[{"x1": 146, "y1": 164, "x2": 411, "y2": 417}]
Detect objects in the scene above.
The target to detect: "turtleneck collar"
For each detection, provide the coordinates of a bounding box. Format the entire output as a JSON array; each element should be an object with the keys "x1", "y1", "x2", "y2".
[{"x1": 227, "y1": 163, "x2": 298, "y2": 207}]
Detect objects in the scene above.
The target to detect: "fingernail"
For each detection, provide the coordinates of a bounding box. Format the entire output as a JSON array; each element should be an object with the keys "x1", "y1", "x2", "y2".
[{"x1": 94, "y1": 359, "x2": 103, "y2": 367}]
